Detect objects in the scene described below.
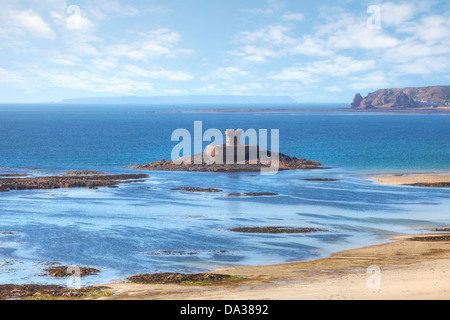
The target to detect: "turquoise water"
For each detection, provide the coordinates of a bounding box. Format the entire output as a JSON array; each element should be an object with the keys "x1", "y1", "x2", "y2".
[{"x1": 0, "y1": 104, "x2": 449, "y2": 285}]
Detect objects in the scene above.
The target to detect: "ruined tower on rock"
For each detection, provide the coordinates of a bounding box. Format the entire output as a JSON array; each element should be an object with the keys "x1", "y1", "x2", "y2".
[{"x1": 205, "y1": 130, "x2": 260, "y2": 164}]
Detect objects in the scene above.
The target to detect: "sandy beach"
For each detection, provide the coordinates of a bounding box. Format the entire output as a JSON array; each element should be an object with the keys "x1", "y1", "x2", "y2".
[
  {"x1": 369, "y1": 173, "x2": 450, "y2": 186},
  {"x1": 96, "y1": 173, "x2": 450, "y2": 301},
  {"x1": 101, "y1": 233, "x2": 450, "y2": 300}
]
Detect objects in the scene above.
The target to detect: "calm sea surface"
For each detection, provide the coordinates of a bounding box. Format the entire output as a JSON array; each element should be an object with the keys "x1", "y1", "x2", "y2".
[{"x1": 0, "y1": 104, "x2": 449, "y2": 285}]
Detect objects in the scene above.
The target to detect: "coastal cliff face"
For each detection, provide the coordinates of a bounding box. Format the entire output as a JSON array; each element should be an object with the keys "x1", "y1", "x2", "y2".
[{"x1": 350, "y1": 86, "x2": 450, "y2": 109}]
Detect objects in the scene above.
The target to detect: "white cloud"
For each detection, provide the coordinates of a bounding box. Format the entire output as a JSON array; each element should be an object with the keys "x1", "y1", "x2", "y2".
[
  {"x1": 270, "y1": 67, "x2": 317, "y2": 83},
  {"x1": 50, "y1": 53, "x2": 81, "y2": 66},
  {"x1": 237, "y1": 25, "x2": 294, "y2": 45},
  {"x1": 0, "y1": 67, "x2": 23, "y2": 84},
  {"x1": 379, "y1": 2, "x2": 417, "y2": 27},
  {"x1": 51, "y1": 8, "x2": 95, "y2": 31},
  {"x1": 121, "y1": 64, "x2": 193, "y2": 81},
  {"x1": 107, "y1": 29, "x2": 191, "y2": 61},
  {"x1": 201, "y1": 67, "x2": 248, "y2": 81},
  {"x1": 270, "y1": 56, "x2": 376, "y2": 82},
  {"x1": 231, "y1": 25, "x2": 330, "y2": 62},
  {"x1": 229, "y1": 45, "x2": 279, "y2": 62},
  {"x1": 10, "y1": 9, "x2": 56, "y2": 39},
  {"x1": 282, "y1": 12, "x2": 304, "y2": 21},
  {"x1": 400, "y1": 15, "x2": 450, "y2": 43},
  {"x1": 324, "y1": 20, "x2": 400, "y2": 50},
  {"x1": 348, "y1": 71, "x2": 389, "y2": 90},
  {"x1": 30, "y1": 66, "x2": 154, "y2": 94},
  {"x1": 394, "y1": 56, "x2": 450, "y2": 75}
]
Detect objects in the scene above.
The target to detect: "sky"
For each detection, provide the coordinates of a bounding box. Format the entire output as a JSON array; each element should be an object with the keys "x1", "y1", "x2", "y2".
[{"x1": 0, "y1": 0, "x2": 449, "y2": 103}]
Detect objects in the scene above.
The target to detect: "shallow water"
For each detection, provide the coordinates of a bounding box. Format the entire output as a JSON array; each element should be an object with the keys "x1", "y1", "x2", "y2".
[{"x1": 0, "y1": 105, "x2": 449, "y2": 285}]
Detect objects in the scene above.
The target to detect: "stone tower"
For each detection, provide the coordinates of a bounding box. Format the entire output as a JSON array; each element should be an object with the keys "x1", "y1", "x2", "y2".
[{"x1": 225, "y1": 130, "x2": 242, "y2": 147}]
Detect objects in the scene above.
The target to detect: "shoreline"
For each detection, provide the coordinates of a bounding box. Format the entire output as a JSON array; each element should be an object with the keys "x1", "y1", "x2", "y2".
[
  {"x1": 1, "y1": 170, "x2": 449, "y2": 300},
  {"x1": 99, "y1": 173, "x2": 450, "y2": 300},
  {"x1": 369, "y1": 173, "x2": 450, "y2": 186},
  {"x1": 101, "y1": 233, "x2": 450, "y2": 300}
]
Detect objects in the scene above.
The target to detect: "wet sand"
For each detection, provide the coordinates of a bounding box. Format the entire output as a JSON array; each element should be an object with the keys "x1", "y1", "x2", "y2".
[
  {"x1": 101, "y1": 234, "x2": 450, "y2": 300},
  {"x1": 369, "y1": 173, "x2": 450, "y2": 186}
]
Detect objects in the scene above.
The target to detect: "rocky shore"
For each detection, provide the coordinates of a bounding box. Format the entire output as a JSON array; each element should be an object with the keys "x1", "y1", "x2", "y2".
[
  {"x1": 0, "y1": 173, "x2": 149, "y2": 192},
  {"x1": 130, "y1": 152, "x2": 322, "y2": 172}
]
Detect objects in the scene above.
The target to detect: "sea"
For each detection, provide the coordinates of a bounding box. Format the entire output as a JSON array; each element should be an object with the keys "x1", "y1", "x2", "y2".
[{"x1": 0, "y1": 103, "x2": 449, "y2": 286}]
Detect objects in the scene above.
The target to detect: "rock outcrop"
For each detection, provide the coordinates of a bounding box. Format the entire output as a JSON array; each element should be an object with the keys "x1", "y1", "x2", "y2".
[
  {"x1": 130, "y1": 152, "x2": 322, "y2": 173},
  {"x1": 0, "y1": 173, "x2": 149, "y2": 192},
  {"x1": 350, "y1": 86, "x2": 450, "y2": 109}
]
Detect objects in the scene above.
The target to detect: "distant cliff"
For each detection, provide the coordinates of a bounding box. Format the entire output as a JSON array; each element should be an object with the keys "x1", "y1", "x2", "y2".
[{"x1": 350, "y1": 86, "x2": 450, "y2": 109}]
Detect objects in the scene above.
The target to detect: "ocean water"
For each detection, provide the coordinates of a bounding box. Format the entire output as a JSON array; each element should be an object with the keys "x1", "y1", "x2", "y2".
[{"x1": 0, "y1": 104, "x2": 449, "y2": 286}]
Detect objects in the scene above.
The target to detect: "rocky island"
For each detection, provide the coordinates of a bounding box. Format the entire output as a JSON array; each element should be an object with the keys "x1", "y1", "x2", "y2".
[
  {"x1": 131, "y1": 129, "x2": 322, "y2": 173},
  {"x1": 130, "y1": 153, "x2": 321, "y2": 173},
  {"x1": 350, "y1": 86, "x2": 450, "y2": 110}
]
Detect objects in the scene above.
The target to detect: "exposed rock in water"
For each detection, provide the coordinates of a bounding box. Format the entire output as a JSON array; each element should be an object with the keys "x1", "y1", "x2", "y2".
[
  {"x1": 145, "y1": 250, "x2": 228, "y2": 256},
  {"x1": 350, "y1": 86, "x2": 450, "y2": 109},
  {"x1": 227, "y1": 192, "x2": 278, "y2": 197},
  {"x1": 299, "y1": 178, "x2": 340, "y2": 182},
  {"x1": 130, "y1": 152, "x2": 322, "y2": 173},
  {"x1": 44, "y1": 266, "x2": 100, "y2": 278},
  {"x1": 64, "y1": 171, "x2": 108, "y2": 175},
  {"x1": 171, "y1": 187, "x2": 223, "y2": 193},
  {"x1": 228, "y1": 227, "x2": 327, "y2": 234},
  {"x1": 0, "y1": 173, "x2": 149, "y2": 192},
  {"x1": 406, "y1": 182, "x2": 450, "y2": 188},
  {"x1": 127, "y1": 273, "x2": 234, "y2": 285},
  {"x1": 429, "y1": 228, "x2": 450, "y2": 232}
]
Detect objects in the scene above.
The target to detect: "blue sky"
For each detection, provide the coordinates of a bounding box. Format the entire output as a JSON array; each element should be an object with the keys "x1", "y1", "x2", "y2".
[{"x1": 0, "y1": 0, "x2": 449, "y2": 103}]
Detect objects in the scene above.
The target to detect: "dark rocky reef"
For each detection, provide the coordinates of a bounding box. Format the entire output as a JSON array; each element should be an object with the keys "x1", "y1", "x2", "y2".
[
  {"x1": 0, "y1": 173, "x2": 149, "y2": 192},
  {"x1": 130, "y1": 152, "x2": 322, "y2": 173},
  {"x1": 407, "y1": 182, "x2": 450, "y2": 188},
  {"x1": 64, "y1": 171, "x2": 108, "y2": 175},
  {"x1": 408, "y1": 235, "x2": 450, "y2": 242},
  {"x1": 350, "y1": 86, "x2": 450, "y2": 110},
  {"x1": 44, "y1": 266, "x2": 100, "y2": 278},
  {"x1": 0, "y1": 284, "x2": 111, "y2": 300},
  {"x1": 127, "y1": 273, "x2": 234, "y2": 285},
  {"x1": 226, "y1": 192, "x2": 278, "y2": 197},
  {"x1": 228, "y1": 227, "x2": 327, "y2": 234},
  {"x1": 299, "y1": 178, "x2": 340, "y2": 182},
  {"x1": 430, "y1": 228, "x2": 450, "y2": 232},
  {"x1": 171, "y1": 187, "x2": 222, "y2": 193}
]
